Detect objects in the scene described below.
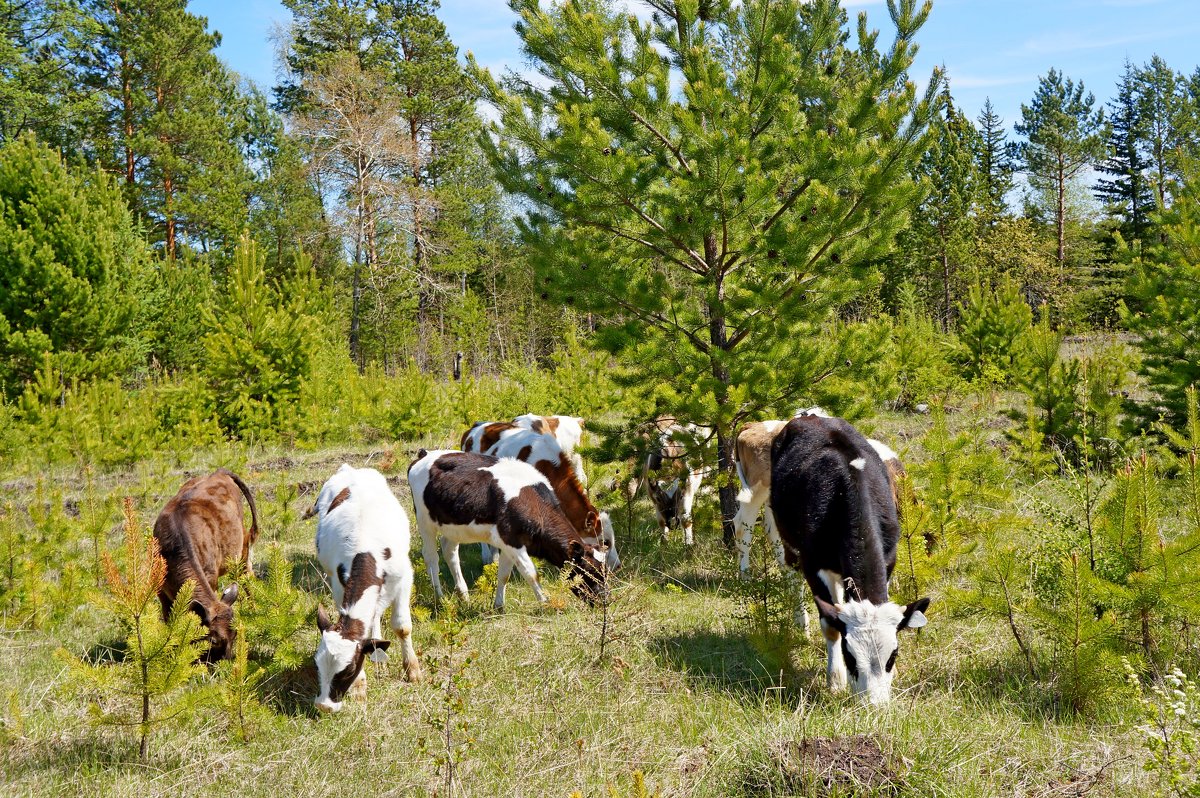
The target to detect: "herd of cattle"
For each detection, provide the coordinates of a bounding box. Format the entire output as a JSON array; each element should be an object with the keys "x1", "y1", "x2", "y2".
[{"x1": 150, "y1": 409, "x2": 930, "y2": 713}]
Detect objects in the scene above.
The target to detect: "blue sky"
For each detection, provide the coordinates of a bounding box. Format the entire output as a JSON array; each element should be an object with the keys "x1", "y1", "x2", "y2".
[{"x1": 192, "y1": 0, "x2": 1200, "y2": 133}]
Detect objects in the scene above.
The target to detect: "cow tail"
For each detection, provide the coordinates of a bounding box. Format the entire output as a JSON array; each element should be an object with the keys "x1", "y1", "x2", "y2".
[
  {"x1": 223, "y1": 469, "x2": 260, "y2": 542},
  {"x1": 733, "y1": 434, "x2": 753, "y2": 504}
]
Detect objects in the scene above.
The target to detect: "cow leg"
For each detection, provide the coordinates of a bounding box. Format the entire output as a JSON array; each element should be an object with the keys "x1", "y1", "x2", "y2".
[
  {"x1": 763, "y1": 507, "x2": 809, "y2": 633},
  {"x1": 733, "y1": 489, "x2": 766, "y2": 574},
  {"x1": 510, "y1": 548, "x2": 547, "y2": 603},
  {"x1": 822, "y1": 619, "x2": 849, "y2": 692},
  {"x1": 158, "y1": 592, "x2": 172, "y2": 622},
  {"x1": 419, "y1": 527, "x2": 445, "y2": 600},
  {"x1": 680, "y1": 470, "x2": 703, "y2": 546},
  {"x1": 493, "y1": 552, "x2": 516, "y2": 610},
  {"x1": 480, "y1": 543, "x2": 496, "y2": 566},
  {"x1": 390, "y1": 571, "x2": 422, "y2": 682},
  {"x1": 441, "y1": 538, "x2": 469, "y2": 599}
]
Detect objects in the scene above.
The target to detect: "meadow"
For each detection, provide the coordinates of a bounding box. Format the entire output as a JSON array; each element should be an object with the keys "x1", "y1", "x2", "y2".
[{"x1": 2, "y1": 381, "x2": 1195, "y2": 798}]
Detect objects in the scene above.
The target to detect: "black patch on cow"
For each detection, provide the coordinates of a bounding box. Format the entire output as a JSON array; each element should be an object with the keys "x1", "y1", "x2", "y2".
[
  {"x1": 327, "y1": 650, "x2": 366, "y2": 702},
  {"x1": 770, "y1": 415, "x2": 899, "y2": 606},
  {"x1": 328, "y1": 486, "x2": 351, "y2": 513}
]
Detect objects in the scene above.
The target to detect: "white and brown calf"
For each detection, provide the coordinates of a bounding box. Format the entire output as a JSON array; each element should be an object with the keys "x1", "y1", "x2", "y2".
[
  {"x1": 770, "y1": 414, "x2": 930, "y2": 705},
  {"x1": 408, "y1": 450, "x2": 608, "y2": 609},
  {"x1": 463, "y1": 414, "x2": 588, "y2": 485},
  {"x1": 304, "y1": 464, "x2": 422, "y2": 713},
  {"x1": 480, "y1": 428, "x2": 618, "y2": 570}
]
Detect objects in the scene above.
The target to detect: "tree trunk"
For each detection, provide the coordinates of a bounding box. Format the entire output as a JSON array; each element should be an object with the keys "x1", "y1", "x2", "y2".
[
  {"x1": 164, "y1": 170, "x2": 175, "y2": 260},
  {"x1": 349, "y1": 155, "x2": 367, "y2": 370},
  {"x1": 704, "y1": 232, "x2": 738, "y2": 547},
  {"x1": 941, "y1": 234, "x2": 951, "y2": 331},
  {"x1": 1056, "y1": 161, "x2": 1066, "y2": 275}
]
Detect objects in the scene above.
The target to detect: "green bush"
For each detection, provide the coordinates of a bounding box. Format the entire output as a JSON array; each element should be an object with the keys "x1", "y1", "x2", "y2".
[{"x1": 955, "y1": 277, "x2": 1033, "y2": 383}]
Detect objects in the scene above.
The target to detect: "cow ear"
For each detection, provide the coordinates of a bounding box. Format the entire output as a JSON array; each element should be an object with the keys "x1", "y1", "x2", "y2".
[
  {"x1": 576, "y1": 418, "x2": 585, "y2": 428},
  {"x1": 567, "y1": 539, "x2": 584, "y2": 559},
  {"x1": 316, "y1": 604, "x2": 332, "y2": 633},
  {"x1": 220, "y1": 583, "x2": 239, "y2": 606},
  {"x1": 814, "y1": 596, "x2": 846, "y2": 634},
  {"x1": 302, "y1": 502, "x2": 318, "y2": 520},
  {"x1": 899, "y1": 597, "x2": 931, "y2": 631}
]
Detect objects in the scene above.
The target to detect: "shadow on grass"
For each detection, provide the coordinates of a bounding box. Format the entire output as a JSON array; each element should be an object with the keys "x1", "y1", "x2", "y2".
[{"x1": 651, "y1": 627, "x2": 823, "y2": 700}]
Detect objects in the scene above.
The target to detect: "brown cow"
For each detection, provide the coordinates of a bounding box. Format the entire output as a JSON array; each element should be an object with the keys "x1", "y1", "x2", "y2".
[{"x1": 153, "y1": 468, "x2": 259, "y2": 663}]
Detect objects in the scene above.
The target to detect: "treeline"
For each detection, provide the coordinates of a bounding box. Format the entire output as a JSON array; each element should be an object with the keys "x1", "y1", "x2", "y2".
[
  {"x1": 0, "y1": 0, "x2": 556, "y2": 399},
  {"x1": 2, "y1": 0, "x2": 1200, "y2": 452}
]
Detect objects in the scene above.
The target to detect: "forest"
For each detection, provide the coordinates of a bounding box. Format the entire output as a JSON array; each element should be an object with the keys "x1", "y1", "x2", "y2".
[{"x1": 2, "y1": 0, "x2": 1200, "y2": 795}]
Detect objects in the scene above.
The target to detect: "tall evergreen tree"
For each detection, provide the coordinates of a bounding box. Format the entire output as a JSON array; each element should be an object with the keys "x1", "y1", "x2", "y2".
[
  {"x1": 1016, "y1": 69, "x2": 1107, "y2": 274},
  {"x1": 474, "y1": 0, "x2": 937, "y2": 543},
  {"x1": 78, "y1": 0, "x2": 252, "y2": 258},
  {"x1": 975, "y1": 97, "x2": 1015, "y2": 226},
  {"x1": 1096, "y1": 60, "x2": 1153, "y2": 241},
  {"x1": 1135, "y1": 55, "x2": 1187, "y2": 211}
]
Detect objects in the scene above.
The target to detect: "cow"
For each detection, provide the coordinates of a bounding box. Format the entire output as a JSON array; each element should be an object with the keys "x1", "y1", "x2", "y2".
[
  {"x1": 463, "y1": 414, "x2": 588, "y2": 485},
  {"x1": 770, "y1": 414, "x2": 930, "y2": 705},
  {"x1": 152, "y1": 468, "x2": 259, "y2": 663},
  {"x1": 734, "y1": 414, "x2": 908, "y2": 581},
  {"x1": 642, "y1": 418, "x2": 708, "y2": 545},
  {"x1": 303, "y1": 464, "x2": 422, "y2": 713},
  {"x1": 408, "y1": 450, "x2": 609, "y2": 610},
  {"x1": 479, "y1": 427, "x2": 618, "y2": 570}
]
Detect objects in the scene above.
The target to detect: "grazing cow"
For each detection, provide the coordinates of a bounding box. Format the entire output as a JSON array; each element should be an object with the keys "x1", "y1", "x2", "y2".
[
  {"x1": 153, "y1": 468, "x2": 259, "y2": 663},
  {"x1": 408, "y1": 450, "x2": 609, "y2": 609},
  {"x1": 461, "y1": 421, "x2": 521, "y2": 455},
  {"x1": 643, "y1": 418, "x2": 708, "y2": 545},
  {"x1": 304, "y1": 464, "x2": 422, "y2": 713},
  {"x1": 770, "y1": 414, "x2": 930, "y2": 705},
  {"x1": 480, "y1": 428, "x2": 618, "y2": 570}
]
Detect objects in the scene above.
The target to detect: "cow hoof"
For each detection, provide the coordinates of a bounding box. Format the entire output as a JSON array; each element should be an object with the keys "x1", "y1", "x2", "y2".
[{"x1": 405, "y1": 661, "x2": 423, "y2": 682}]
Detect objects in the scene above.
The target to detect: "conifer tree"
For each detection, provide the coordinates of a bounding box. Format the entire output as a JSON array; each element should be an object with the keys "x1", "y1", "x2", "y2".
[
  {"x1": 1135, "y1": 55, "x2": 1187, "y2": 211},
  {"x1": 474, "y1": 0, "x2": 937, "y2": 542},
  {"x1": 77, "y1": 0, "x2": 252, "y2": 257},
  {"x1": 1123, "y1": 159, "x2": 1200, "y2": 428},
  {"x1": 1016, "y1": 69, "x2": 1107, "y2": 274},
  {"x1": 0, "y1": 133, "x2": 150, "y2": 395},
  {"x1": 1097, "y1": 60, "x2": 1154, "y2": 241},
  {"x1": 975, "y1": 97, "x2": 1015, "y2": 227},
  {"x1": 57, "y1": 499, "x2": 208, "y2": 760}
]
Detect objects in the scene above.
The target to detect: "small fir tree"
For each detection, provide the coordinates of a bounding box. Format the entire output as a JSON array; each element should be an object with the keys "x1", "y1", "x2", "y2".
[
  {"x1": 57, "y1": 499, "x2": 207, "y2": 759},
  {"x1": 975, "y1": 97, "x2": 1016, "y2": 227},
  {"x1": 955, "y1": 277, "x2": 1033, "y2": 383}
]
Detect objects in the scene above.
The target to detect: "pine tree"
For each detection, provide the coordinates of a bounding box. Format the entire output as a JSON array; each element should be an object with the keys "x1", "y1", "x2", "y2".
[
  {"x1": 56, "y1": 499, "x2": 208, "y2": 760},
  {"x1": 1016, "y1": 69, "x2": 1107, "y2": 274},
  {"x1": 1096, "y1": 60, "x2": 1154, "y2": 241},
  {"x1": 77, "y1": 0, "x2": 252, "y2": 258},
  {"x1": 1123, "y1": 159, "x2": 1200, "y2": 428},
  {"x1": 975, "y1": 97, "x2": 1016, "y2": 227},
  {"x1": 474, "y1": 0, "x2": 938, "y2": 542},
  {"x1": 906, "y1": 83, "x2": 980, "y2": 327},
  {"x1": 0, "y1": 133, "x2": 150, "y2": 395},
  {"x1": 1135, "y1": 56, "x2": 1187, "y2": 212}
]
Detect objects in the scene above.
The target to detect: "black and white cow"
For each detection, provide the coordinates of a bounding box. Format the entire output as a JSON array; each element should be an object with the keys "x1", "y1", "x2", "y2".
[
  {"x1": 304, "y1": 464, "x2": 422, "y2": 713},
  {"x1": 770, "y1": 414, "x2": 930, "y2": 705},
  {"x1": 408, "y1": 450, "x2": 609, "y2": 609}
]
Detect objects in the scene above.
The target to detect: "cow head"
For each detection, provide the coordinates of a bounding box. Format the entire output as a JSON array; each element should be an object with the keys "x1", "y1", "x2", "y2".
[
  {"x1": 313, "y1": 604, "x2": 390, "y2": 713},
  {"x1": 816, "y1": 596, "x2": 930, "y2": 705},
  {"x1": 195, "y1": 584, "x2": 239, "y2": 664},
  {"x1": 566, "y1": 540, "x2": 610, "y2": 606},
  {"x1": 597, "y1": 511, "x2": 620, "y2": 570}
]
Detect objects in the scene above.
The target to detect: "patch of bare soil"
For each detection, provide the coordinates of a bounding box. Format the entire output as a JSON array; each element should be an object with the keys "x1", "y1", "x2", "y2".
[{"x1": 765, "y1": 735, "x2": 904, "y2": 796}]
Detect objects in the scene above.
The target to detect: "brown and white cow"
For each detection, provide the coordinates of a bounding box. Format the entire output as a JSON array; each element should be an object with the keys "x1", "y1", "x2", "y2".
[
  {"x1": 466, "y1": 426, "x2": 619, "y2": 570},
  {"x1": 305, "y1": 464, "x2": 422, "y2": 713},
  {"x1": 408, "y1": 450, "x2": 609, "y2": 609},
  {"x1": 152, "y1": 468, "x2": 259, "y2": 663},
  {"x1": 463, "y1": 414, "x2": 588, "y2": 484}
]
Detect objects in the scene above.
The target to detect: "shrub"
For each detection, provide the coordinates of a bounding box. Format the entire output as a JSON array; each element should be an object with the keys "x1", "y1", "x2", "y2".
[
  {"x1": 1126, "y1": 660, "x2": 1200, "y2": 797},
  {"x1": 955, "y1": 277, "x2": 1033, "y2": 383}
]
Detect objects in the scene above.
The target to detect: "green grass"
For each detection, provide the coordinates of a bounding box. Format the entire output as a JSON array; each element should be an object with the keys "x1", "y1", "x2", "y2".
[{"x1": 0, "y1": 420, "x2": 1165, "y2": 798}]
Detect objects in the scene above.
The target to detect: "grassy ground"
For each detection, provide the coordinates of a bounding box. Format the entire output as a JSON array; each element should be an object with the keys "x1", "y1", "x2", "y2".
[{"x1": 0, "y1": 411, "x2": 1161, "y2": 798}]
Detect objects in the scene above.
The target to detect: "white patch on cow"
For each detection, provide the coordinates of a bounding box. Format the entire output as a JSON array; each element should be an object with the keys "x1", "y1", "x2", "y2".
[
  {"x1": 849, "y1": 457, "x2": 866, "y2": 471},
  {"x1": 836, "y1": 600, "x2": 909, "y2": 706},
  {"x1": 818, "y1": 569, "x2": 845, "y2": 603},
  {"x1": 867, "y1": 438, "x2": 898, "y2": 463},
  {"x1": 592, "y1": 548, "x2": 606, "y2": 563},
  {"x1": 763, "y1": 419, "x2": 785, "y2": 433},
  {"x1": 314, "y1": 630, "x2": 359, "y2": 712},
  {"x1": 795, "y1": 406, "x2": 831, "y2": 418},
  {"x1": 482, "y1": 458, "x2": 551, "y2": 502}
]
